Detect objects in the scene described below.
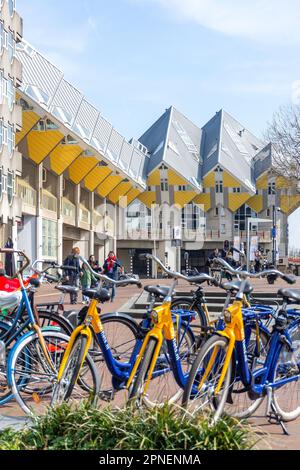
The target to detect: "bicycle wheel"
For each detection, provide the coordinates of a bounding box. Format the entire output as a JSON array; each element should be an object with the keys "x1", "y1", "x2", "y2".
[
  {"x1": 272, "y1": 321, "x2": 300, "y2": 422},
  {"x1": 128, "y1": 337, "x2": 157, "y2": 405},
  {"x1": 9, "y1": 330, "x2": 95, "y2": 416},
  {"x1": 51, "y1": 335, "x2": 99, "y2": 406},
  {"x1": 182, "y1": 334, "x2": 232, "y2": 422},
  {"x1": 223, "y1": 326, "x2": 269, "y2": 419},
  {"x1": 129, "y1": 325, "x2": 196, "y2": 408},
  {"x1": 91, "y1": 314, "x2": 140, "y2": 403}
]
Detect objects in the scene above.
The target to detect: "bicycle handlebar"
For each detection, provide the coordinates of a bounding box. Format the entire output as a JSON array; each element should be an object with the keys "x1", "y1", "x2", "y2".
[
  {"x1": 0, "y1": 248, "x2": 30, "y2": 280},
  {"x1": 78, "y1": 256, "x2": 142, "y2": 288},
  {"x1": 139, "y1": 253, "x2": 220, "y2": 286},
  {"x1": 213, "y1": 257, "x2": 296, "y2": 285}
]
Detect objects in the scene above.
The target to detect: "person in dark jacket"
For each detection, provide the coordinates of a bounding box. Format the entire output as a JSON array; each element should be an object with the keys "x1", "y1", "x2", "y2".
[
  {"x1": 63, "y1": 247, "x2": 81, "y2": 304},
  {"x1": 103, "y1": 251, "x2": 121, "y2": 302},
  {"x1": 4, "y1": 237, "x2": 14, "y2": 277}
]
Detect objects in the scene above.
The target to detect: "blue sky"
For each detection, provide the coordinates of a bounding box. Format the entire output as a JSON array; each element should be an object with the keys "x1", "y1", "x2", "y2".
[{"x1": 18, "y1": 0, "x2": 300, "y2": 249}]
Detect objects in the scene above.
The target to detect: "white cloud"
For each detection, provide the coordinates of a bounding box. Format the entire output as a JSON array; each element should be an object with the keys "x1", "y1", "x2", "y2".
[{"x1": 148, "y1": 0, "x2": 300, "y2": 44}]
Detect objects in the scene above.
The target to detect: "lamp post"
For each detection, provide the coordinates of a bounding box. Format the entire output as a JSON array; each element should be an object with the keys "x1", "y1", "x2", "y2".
[{"x1": 272, "y1": 206, "x2": 281, "y2": 268}]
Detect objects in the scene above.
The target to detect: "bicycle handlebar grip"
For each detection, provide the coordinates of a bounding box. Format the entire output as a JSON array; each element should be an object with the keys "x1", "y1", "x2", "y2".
[
  {"x1": 282, "y1": 274, "x2": 297, "y2": 285},
  {"x1": 45, "y1": 274, "x2": 59, "y2": 283},
  {"x1": 139, "y1": 253, "x2": 149, "y2": 261}
]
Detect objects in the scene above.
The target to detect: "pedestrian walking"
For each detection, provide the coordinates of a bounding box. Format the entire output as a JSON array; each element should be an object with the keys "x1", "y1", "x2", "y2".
[
  {"x1": 88, "y1": 254, "x2": 102, "y2": 287},
  {"x1": 63, "y1": 247, "x2": 81, "y2": 304},
  {"x1": 103, "y1": 251, "x2": 122, "y2": 302},
  {"x1": 4, "y1": 237, "x2": 14, "y2": 277}
]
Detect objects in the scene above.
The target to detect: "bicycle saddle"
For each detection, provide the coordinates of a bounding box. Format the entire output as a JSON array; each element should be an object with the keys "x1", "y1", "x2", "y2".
[
  {"x1": 0, "y1": 291, "x2": 22, "y2": 311},
  {"x1": 55, "y1": 285, "x2": 79, "y2": 294},
  {"x1": 82, "y1": 288, "x2": 111, "y2": 303},
  {"x1": 278, "y1": 288, "x2": 300, "y2": 304},
  {"x1": 221, "y1": 280, "x2": 253, "y2": 295},
  {"x1": 144, "y1": 285, "x2": 172, "y2": 298}
]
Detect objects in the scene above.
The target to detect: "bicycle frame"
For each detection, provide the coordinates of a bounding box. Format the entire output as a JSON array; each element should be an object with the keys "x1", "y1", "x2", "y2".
[
  {"x1": 126, "y1": 294, "x2": 191, "y2": 396},
  {"x1": 198, "y1": 299, "x2": 300, "y2": 398}
]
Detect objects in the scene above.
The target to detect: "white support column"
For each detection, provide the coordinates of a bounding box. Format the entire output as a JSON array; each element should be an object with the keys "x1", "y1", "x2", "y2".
[
  {"x1": 57, "y1": 175, "x2": 64, "y2": 264},
  {"x1": 75, "y1": 185, "x2": 81, "y2": 227},
  {"x1": 36, "y1": 164, "x2": 43, "y2": 260},
  {"x1": 89, "y1": 191, "x2": 95, "y2": 256}
]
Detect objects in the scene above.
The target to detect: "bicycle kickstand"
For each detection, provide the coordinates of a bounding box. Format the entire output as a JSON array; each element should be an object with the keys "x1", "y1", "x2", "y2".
[{"x1": 266, "y1": 387, "x2": 289, "y2": 436}]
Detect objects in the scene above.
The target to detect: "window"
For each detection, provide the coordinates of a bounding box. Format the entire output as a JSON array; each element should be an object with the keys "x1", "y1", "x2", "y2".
[
  {"x1": 268, "y1": 182, "x2": 276, "y2": 195},
  {"x1": 62, "y1": 135, "x2": 78, "y2": 145},
  {"x1": 267, "y1": 209, "x2": 271, "y2": 217},
  {"x1": 42, "y1": 219, "x2": 58, "y2": 259},
  {"x1": 0, "y1": 167, "x2": 2, "y2": 201},
  {"x1": 7, "y1": 76, "x2": 14, "y2": 110},
  {"x1": 214, "y1": 207, "x2": 219, "y2": 217},
  {"x1": 178, "y1": 185, "x2": 187, "y2": 191},
  {"x1": 7, "y1": 30, "x2": 14, "y2": 63},
  {"x1": 7, "y1": 124, "x2": 13, "y2": 157},
  {"x1": 45, "y1": 119, "x2": 59, "y2": 130},
  {"x1": 8, "y1": 0, "x2": 15, "y2": 17},
  {"x1": 0, "y1": 119, "x2": 3, "y2": 148},
  {"x1": 35, "y1": 120, "x2": 46, "y2": 132},
  {"x1": 7, "y1": 170, "x2": 14, "y2": 205},
  {"x1": 0, "y1": 22, "x2": 4, "y2": 54},
  {"x1": 215, "y1": 182, "x2": 223, "y2": 193},
  {"x1": 161, "y1": 179, "x2": 168, "y2": 192},
  {"x1": 0, "y1": 69, "x2": 3, "y2": 104},
  {"x1": 220, "y1": 224, "x2": 226, "y2": 234},
  {"x1": 233, "y1": 187, "x2": 241, "y2": 193}
]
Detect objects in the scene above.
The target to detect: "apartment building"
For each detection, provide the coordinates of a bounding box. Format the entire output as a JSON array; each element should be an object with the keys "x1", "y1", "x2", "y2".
[{"x1": 0, "y1": 0, "x2": 22, "y2": 249}]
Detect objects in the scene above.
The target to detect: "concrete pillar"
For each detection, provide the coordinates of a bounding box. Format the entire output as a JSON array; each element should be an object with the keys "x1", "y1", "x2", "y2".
[
  {"x1": 36, "y1": 164, "x2": 43, "y2": 260},
  {"x1": 57, "y1": 175, "x2": 64, "y2": 264},
  {"x1": 89, "y1": 191, "x2": 94, "y2": 256},
  {"x1": 75, "y1": 185, "x2": 80, "y2": 226}
]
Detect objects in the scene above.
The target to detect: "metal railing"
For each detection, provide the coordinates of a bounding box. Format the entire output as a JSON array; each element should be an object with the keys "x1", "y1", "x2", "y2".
[{"x1": 62, "y1": 197, "x2": 76, "y2": 220}]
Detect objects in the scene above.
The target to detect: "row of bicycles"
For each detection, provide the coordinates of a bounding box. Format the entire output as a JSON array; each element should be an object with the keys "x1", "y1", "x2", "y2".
[{"x1": 0, "y1": 247, "x2": 300, "y2": 434}]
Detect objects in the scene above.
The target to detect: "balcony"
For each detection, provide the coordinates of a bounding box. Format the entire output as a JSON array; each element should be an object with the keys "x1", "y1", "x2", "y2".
[
  {"x1": 62, "y1": 198, "x2": 76, "y2": 226},
  {"x1": 17, "y1": 179, "x2": 37, "y2": 215},
  {"x1": 79, "y1": 204, "x2": 90, "y2": 229},
  {"x1": 42, "y1": 190, "x2": 57, "y2": 212},
  {"x1": 92, "y1": 210, "x2": 104, "y2": 232}
]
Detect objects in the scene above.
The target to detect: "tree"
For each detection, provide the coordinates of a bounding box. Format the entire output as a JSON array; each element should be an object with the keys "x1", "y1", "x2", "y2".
[{"x1": 266, "y1": 105, "x2": 300, "y2": 185}]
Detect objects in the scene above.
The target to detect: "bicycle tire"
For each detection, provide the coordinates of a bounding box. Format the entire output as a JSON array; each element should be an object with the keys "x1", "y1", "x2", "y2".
[
  {"x1": 182, "y1": 334, "x2": 232, "y2": 422},
  {"x1": 51, "y1": 334, "x2": 99, "y2": 406},
  {"x1": 37, "y1": 309, "x2": 74, "y2": 336},
  {"x1": 128, "y1": 337, "x2": 158, "y2": 405}
]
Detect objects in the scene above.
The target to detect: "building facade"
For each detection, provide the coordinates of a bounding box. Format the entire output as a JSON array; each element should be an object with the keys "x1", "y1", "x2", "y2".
[
  {"x1": 1, "y1": 3, "x2": 299, "y2": 276},
  {"x1": 0, "y1": 0, "x2": 22, "y2": 250}
]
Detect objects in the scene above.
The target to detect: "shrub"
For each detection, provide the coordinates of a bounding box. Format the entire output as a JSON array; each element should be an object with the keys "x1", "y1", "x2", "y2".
[{"x1": 0, "y1": 402, "x2": 257, "y2": 450}]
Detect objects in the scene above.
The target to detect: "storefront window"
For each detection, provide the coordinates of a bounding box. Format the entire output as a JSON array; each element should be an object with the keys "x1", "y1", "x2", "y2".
[{"x1": 42, "y1": 219, "x2": 58, "y2": 259}]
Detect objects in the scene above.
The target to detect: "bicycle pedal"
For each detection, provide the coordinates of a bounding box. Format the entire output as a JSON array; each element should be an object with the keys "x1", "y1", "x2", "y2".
[{"x1": 99, "y1": 390, "x2": 114, "y2": 402}]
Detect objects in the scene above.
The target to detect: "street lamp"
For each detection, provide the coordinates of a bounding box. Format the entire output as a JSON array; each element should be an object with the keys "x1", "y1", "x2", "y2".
[{"x1": 272, "y1": 206, "x2": 281, "y2": 267}]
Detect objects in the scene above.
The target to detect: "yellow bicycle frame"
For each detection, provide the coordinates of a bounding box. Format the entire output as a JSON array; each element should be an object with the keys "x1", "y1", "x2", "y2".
[
  {"x1": 57, "y1": 299, "x2": 103, "y2": 383},
  {"x1": 198, "y1": 300, "x2": 245, "y2": 396},
  {"x1": 126, "y1": 300, "x2": 176, "y2": 396}
]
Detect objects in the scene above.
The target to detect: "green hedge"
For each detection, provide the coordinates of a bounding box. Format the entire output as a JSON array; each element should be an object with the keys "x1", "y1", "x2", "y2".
[{"x1": 0, "y1": 403, "x2": 257, "y2": 450}]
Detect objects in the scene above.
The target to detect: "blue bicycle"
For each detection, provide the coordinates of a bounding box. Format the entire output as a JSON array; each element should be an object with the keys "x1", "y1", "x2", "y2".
[{"x1": 183, "y1": 258, "x2": 300, "y2": 433}]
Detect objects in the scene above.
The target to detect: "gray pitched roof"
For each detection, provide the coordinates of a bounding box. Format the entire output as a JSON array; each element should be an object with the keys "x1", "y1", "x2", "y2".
[
  {"x1": 201, "y1": 109, "x2": 265, "y2": 193},
  {"x1": 139, "y1": 106, "x2": 202, "y2": 191},
  {"x1": 252, "y1": 143, "x2": 273, "y2": 180}
]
